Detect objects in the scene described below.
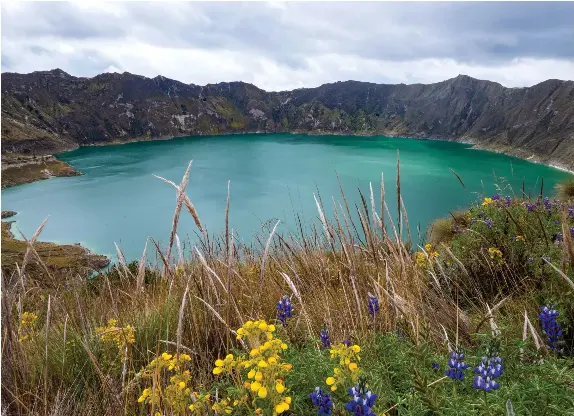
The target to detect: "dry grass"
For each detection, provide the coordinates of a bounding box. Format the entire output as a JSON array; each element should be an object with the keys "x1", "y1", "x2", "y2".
[
  {"x1": 1, "y1": 221, "x2": 109, "y2": 286},
  {"x1": 1, "y1": 160, "x2": 559, "y2": 415},
  {"x1": 556, "y1": 177, "x2": 574, "y2": 200}
]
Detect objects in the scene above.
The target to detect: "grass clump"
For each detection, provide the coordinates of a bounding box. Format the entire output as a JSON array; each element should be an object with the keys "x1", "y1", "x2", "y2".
[{"x1": 556, "y1": 177, "x2": 574, "y2": 200}]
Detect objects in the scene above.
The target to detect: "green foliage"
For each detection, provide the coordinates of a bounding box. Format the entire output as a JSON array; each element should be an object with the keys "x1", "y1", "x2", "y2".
[
  {"x1": 438, "y1": 195, "x2": 574, "y2": 303},
  {"x1": 236, "y1": 333, "x2": 574, "y2": 415}
]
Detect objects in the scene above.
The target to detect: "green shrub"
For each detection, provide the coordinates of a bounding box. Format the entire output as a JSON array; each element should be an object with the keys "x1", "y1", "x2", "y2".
[{"x1": 438, "y1": 195, "x2": 573, "y2": 304}]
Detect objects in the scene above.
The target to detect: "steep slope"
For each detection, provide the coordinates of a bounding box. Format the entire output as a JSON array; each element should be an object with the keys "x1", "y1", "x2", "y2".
[{"x1": 2, "y1": 69, "x2": 573, "y2": 170}]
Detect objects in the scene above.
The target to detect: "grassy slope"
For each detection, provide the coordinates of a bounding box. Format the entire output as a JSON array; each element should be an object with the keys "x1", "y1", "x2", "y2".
[
  {"x1": 1, "y1": 172, "x2": 573, "y2": 415},
  {"x1": 1, "y1": 221, "x2": 110, "y2": 282}
]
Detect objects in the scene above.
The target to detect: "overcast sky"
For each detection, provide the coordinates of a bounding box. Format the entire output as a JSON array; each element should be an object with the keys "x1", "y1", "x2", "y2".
[{"x1": 2, "y1": 1, "x2": 573, "y2": 91}]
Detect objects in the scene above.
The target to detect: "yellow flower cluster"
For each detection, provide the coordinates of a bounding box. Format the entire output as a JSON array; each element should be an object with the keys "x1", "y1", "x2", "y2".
[
  {"x1": 482, "y1": 197, "x2": 494, "y2": 207},
  {"x1": 415, "y1": 244, "x2": 439, "y2": 268},
  {"x1": 18, "y1": 311, "x2": 38, "y2": 343},
  {"x1": 95, "y1": 318, "x2": 135, "y2": 352},
  {"x1": 211, "y1": 397, "x2": 234, "y2": 414},
  {"x1": 488, "y1": 247, "x2": 503, "y2": 264},
  {"x1": 213, "y1": 320, "x2": 292, "y2": 414},
  {"x1": 138, "y1": 352, "x2": 201, "y2": 414},
  {"x1": 325, "y1": 343, "x2": 361, "y2": 392},
  {"x1": 236, "y1": 319, "x2": 276, "y2": 344}
]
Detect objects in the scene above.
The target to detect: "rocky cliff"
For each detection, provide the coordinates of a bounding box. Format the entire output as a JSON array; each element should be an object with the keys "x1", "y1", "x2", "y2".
[{"x1": 2, "y1": 69, "x2": 573, "y2": 170}]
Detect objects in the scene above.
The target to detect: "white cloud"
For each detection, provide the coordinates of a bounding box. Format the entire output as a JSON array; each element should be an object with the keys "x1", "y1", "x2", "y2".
[{"x1": 2, "y1": 1, "x2": 573, "y2": 90}]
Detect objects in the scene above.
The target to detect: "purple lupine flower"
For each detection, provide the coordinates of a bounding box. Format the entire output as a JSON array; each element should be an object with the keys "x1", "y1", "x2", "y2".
[
  {"x1": 367, "y1": 294, "x2": 379, "y2": 317},
  {"x1": 542, "y1": 256, "x2": 551, "y2": 263},
  {"x1": 553, "y1": 232, "x2": 564, "y2": 243},
  {"x1": 528, "y1": 257, "x2": 534, "y2": 263},
  {"x1": 538, "y1": 305, "x2": 563, "y2": 351},
  {"x1": 485, "y1": 218, "x2": 494, "y2": 228},
  {"x1": 472, "y1": 352, "x2": 503, "y2": 393},
  {"x1": 478, "y1": 211, "x2": 487, "y2": 219},
  {"x1": 526, "y1": 202, "x2": 536, "y2": 212},
  {"x1": 554, "y1": 219, "x2": 560, "y2": 225},
  {"x1": 276, "y1": 295, "x2": 293, "y2": 326},
  {"x1": 505, "y1": 196, "x2": 512, "y2": 206},
  {"x1": 310, "y1": 387, "x2": 333, "y2": 416},
  {"x1": 431, "y1": 362, "x2": 440, "y2": 370},
  {"x1": 568, "y1": 207, "x2": 573, "y2": 217},
  {"x1": 344, "y1": 379, "x2": 377, "y2": 416},
  {"x1": 492, "y1": 194, "x2": 500, "y2": 201},
  {"x1": 445, "y1": 350, "x2": 468, "y2": 381},
  {"x1": 342, "y1": 339, "x2": 352, "y2": 347},
  {"x1": 320, "y1": 328, "x2": 331, "y2": 349},
  {"x1": 570, "y1": 227, "x2": 574, "y2": 239},
  {"x1": 543, "y1": 197, "x2": 552, "y2": 212}
]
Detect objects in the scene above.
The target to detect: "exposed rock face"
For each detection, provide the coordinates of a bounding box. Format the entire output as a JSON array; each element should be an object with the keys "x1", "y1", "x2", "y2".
[{"x1": 2, "y1": 69, "x2": 573, "y2": 169}]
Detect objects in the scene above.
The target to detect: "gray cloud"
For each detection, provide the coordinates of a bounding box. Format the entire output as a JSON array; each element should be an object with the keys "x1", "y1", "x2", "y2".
[{"x1": 2, "y1": 1, "x2": 573, "y2": 89}]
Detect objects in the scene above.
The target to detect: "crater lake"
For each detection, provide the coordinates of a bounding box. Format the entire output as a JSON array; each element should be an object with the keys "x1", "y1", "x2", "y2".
[{"x1": 2, "y1": 133, "x2": 571, "y2": 262}]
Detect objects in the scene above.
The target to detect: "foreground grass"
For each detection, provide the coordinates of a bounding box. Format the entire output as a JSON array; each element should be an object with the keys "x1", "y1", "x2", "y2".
[{"x1": 2, "y1": 164, "x2": 573, "y2": 415}]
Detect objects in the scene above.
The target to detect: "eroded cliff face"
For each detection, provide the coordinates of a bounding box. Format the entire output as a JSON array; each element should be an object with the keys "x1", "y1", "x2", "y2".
[{"x1": 2, "y1": 69, "x2": 573, "y2": 169}]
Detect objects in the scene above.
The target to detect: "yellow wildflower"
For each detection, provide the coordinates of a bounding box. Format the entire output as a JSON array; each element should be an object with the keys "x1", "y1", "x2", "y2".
[
  {"x1": 258, "y1": 387, "x2": 268, "y2": 399},
  {"x1": 275, "y1": 382, "x2": 285, "y2": 393},
  {"x1": 213, "y1": 367, "x2": 223, "y2": 375}
]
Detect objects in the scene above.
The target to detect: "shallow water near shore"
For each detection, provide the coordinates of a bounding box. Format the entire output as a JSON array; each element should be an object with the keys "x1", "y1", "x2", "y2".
[{"x1": 2, "y1": 133, "x2": 571, "y2": 262}]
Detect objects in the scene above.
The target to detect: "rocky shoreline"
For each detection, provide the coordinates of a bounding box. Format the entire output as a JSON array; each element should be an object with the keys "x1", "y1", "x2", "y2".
[
  {"x1": 1, "y1": 154, "x2": 81, "y2": 189},
  {"x1": 1, "y1": 210, "x2": 17, "y2": 219},
  {"x1": 1, "y1": 220, "x2": 110, "y2": 284}
]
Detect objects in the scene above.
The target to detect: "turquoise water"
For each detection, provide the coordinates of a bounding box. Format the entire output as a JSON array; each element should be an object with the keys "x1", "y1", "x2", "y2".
[{"x1": 2, "y1": 134, "x2": 571, "y2": 262}]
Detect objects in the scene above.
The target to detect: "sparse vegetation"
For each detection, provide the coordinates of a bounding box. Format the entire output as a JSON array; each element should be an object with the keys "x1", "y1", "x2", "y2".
[
  {"x1": 1, "y1": 154, "x2": 81, "y2": 189},
  {"x1": 2, "y1": 165, "x2": 573, "y2": 415},
  {"x1": 1, "y1": 221, "x2": 109, "y2": 284}
]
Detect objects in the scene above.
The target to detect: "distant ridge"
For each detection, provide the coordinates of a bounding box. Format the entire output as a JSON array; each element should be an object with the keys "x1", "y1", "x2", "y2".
[{"x1": 2, "y1": 70, "x2": 573, "y2": 170}]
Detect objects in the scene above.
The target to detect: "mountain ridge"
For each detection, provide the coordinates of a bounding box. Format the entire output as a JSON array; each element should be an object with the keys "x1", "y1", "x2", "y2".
[{"x1": 2, "y1": 69, "x2": 573, "y2": 172}]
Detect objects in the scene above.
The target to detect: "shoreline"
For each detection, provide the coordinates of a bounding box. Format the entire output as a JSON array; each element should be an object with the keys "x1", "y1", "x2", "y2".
[
  {"x1": 1, "y1": 221, "x2": 110, "y2": 282},
  {"x1": 59, "y1": 130, "x2": 574, "y2": 173},
  {"x1": 1, "y1": 155, "x2": 82, "y2": 189},
  {"x1": 3, "y1": 131, "x2": 572, "y2": 191}
]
